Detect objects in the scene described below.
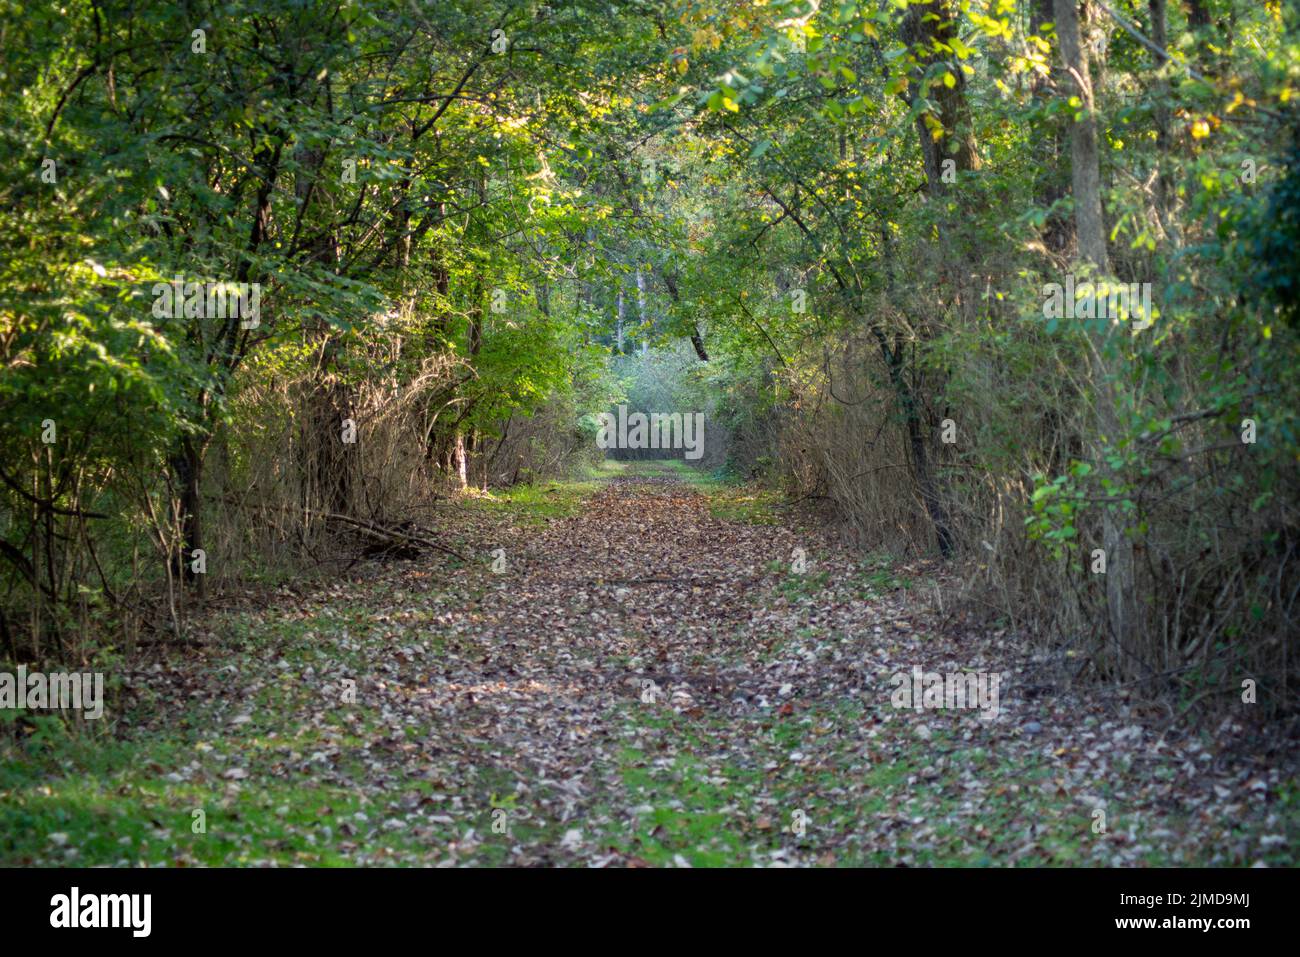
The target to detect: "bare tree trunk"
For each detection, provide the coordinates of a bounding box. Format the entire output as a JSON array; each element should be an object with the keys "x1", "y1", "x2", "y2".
[
  {"x1": 616, "y1": 285, "x2": 625, "y2": 353},
  {"x1": 454, "y1": 432, "x2": 469, "y2": 490}
]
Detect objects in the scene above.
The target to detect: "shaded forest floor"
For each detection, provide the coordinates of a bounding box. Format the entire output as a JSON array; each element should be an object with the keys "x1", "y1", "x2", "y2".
[{"x1": 2, "y1": 461, "x2": 1295, "y2": 866}]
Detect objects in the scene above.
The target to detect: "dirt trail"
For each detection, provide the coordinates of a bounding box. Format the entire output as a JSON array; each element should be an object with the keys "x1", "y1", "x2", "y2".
[
  {"x1": 406, "y1": 474, "x2": 825, "y2": 861},
  {"x1": 7, "y1": 470, "x2": 1292, "y2": 867},
  {"x1": 354, "y1": 472, "x2": 1291, "y2": 866}
]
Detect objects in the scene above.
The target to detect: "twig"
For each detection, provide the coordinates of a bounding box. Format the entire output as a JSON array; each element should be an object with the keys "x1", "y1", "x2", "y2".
[{"x1": 322, "y1": 511, "x2": 468, "y2": 562}]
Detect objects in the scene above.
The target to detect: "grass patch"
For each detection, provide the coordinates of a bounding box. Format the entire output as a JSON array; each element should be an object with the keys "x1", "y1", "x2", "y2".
[
  {"x1": 601, "y1": 697, "x2": 1258, "y2": 867},
  {"x1": 705, "y1": 486, "x2": 782, "y2": 524},
  {"x1": 463, "y1": 476, "x2": 605, "y2": 524},
  {"x1": 852, "y1": 553, "x2": 914, "y2": 598}
]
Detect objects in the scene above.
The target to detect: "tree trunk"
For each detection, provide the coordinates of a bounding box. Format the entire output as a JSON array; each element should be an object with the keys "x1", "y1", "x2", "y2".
[
  {"x1": 903, "y1": 390, "x2": 954, "y2": 557},
  {"x1": 902, "y1": 0, "x2": 980, "y2": 197},
  {"x1": 1056, "y1": 0, "x2": 1133, "y2": 672},
  {"x1": 1056, "y1": 0, "x2": 1109, "y2": 270},
  {"x1": 616, "y1": 285, "x2": 625, "y2": 353},
  {"x1": 169, "y1": 437, "x2": 206, "y2": 601},
  {"x1": 890, "y1": 0, "x2": 974, "y2": 556},
  {"x1": 454, "y1": 432, "x2": 469, "y2": 490}
]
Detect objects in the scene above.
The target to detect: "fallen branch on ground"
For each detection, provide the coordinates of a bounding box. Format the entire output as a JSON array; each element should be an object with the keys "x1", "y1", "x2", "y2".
[{"x1": 323, "y1": 512, "x2": 469, "y2": 563}]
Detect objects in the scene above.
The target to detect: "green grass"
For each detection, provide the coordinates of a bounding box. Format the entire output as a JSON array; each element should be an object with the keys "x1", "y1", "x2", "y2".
[
  {"x1": 0, "y1": 725, "x2": 576, "y2": 866},
  {"x1": 705, "y1": 487, "x2": 782, "y2": 524},
  {"x1": 462, "y1": 471, "x2": 610, "y2": 524},
  {"x1": 2, "y1": 711, "x2": 400, "y2": 865},
  {"x1": 596, "y1": 701, "x2": 1112, "y2": 867},
  {"x1": 571, "y1": 458, "x2": 630, "y2": 481},
  {"x1": 852, "y1": 553, "x2": 915, "y2": 598},
  {"x1": 777, "y1": 569, "x2": 832, "y2": 601},
  {"x1": 617, "y1": 458, "x2": 684, "y2": 479},
  {"x1": 2, "y1": 594, "x2": 456, "y2": 866}
]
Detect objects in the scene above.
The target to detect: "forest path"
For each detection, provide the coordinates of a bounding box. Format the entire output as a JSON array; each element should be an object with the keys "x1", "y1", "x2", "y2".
[{"x1": 3, "y1": 462, "x2": 1290, "y2": 866}]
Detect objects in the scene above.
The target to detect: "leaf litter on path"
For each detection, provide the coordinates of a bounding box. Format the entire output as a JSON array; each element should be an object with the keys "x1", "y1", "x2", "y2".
[{"x1": 9, "y1": 469, "x2": 1296, "y2": 867}]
